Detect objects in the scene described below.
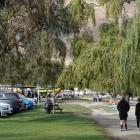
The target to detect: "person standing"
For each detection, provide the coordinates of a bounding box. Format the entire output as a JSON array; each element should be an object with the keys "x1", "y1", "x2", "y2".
[
  {"x1": 93, "y1": 93, "x2": 97, "y2": 102},
  {"x1": 135, "y1": 97, "x2": 140, "y2": 130},
  {"x1": 117, "y1": 97, "x2": 130, "y2": 131}
]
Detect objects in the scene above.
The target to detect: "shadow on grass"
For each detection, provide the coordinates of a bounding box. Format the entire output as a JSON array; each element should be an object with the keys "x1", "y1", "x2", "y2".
[
  {"x1": 0, "y1": 104, "x2": 91, "y2": 124},
  {"x1": 0, "y1": 111, "x2": 94, "y2": 126}
]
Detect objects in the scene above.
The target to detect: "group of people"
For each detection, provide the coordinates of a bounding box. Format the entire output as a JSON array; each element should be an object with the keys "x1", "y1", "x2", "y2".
[
  {"x1": 117, "y1": 97, "x2": 140, "y2": 131},
  {"x1": 44, "y1": 93, "x2": 140, "y2": 129}
]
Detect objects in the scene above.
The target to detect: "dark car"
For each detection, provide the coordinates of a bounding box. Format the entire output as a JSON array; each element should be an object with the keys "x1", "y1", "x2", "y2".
[{"x1": 0, "y1": 92, "x2": 25, "y2": 112}]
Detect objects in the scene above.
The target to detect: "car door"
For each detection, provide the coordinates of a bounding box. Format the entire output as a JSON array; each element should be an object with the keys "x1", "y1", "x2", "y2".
[{"x1": 3, "y1": 93, "x2": 21, "y2": 112}]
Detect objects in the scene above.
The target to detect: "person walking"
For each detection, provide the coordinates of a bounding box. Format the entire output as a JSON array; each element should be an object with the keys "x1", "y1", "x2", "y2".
[
  {"x1": 135, "y1": 97, "x2": 140, "y2": 130},
  {"x1": 117, "y1": 97, "x2": 130, "y2": 131}
]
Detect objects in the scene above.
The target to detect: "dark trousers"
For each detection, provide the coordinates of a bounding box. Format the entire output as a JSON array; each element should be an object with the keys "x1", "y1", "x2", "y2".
[{"x1": 136, "y1": 117, "x2": 140, "y2": 128}]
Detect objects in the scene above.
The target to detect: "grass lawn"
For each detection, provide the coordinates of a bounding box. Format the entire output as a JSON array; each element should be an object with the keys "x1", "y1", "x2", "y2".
[
  {"x1": 93, "y1": 104, "x2": 117, "y2": 113},
  {"x1": 0, "y1": 103, "x2": 111, "y2": 140}
]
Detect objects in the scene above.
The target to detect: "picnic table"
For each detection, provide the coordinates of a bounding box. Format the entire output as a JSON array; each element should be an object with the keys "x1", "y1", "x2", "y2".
[{"x1": 54, "y1": 103, "x2": 63, "y2": 112}]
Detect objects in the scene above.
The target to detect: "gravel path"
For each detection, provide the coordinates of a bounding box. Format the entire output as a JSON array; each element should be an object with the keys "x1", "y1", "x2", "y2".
[{"x1": 69, "y1": 101, "x2": 140, "y2": 140}]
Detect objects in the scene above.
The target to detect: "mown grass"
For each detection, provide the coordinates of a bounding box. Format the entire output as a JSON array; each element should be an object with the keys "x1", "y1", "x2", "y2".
[
  {"x1": 0, "y1": 103, "x2": 111, "y2": 140},
  {"x1": 93, "y1": 104, "x2": 117, "y2": 113}
]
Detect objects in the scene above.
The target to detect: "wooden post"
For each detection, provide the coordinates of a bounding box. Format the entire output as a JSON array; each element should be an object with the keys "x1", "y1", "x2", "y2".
[{"x1": 52, "y1": 91, "x2": 55, "y2": 114}]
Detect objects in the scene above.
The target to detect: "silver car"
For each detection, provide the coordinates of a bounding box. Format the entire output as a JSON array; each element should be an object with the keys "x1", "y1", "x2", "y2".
[{"x1": 0, "y1": 102, "x2": 13, "y2": 117}]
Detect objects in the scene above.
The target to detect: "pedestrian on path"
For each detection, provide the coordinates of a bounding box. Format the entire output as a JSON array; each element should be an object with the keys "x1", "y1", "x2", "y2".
[
  {"x1": 117, "y1": 97, "x2": 130, "y2": 131},
  {"x1": 135, "y1": 97, "x2": 140, "y2": 130}
]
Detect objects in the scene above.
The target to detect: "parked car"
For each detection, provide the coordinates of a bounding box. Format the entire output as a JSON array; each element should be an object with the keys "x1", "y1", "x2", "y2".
[
  {"x1": 16, "y1": 93, "x2": 34, "y2": 109},
  {"x1": 61, "y1": 90, "x2": 75, "y2": 99},
  {"x1": 55, "y1": 94, "x2": 63, "y2": 103},
  {"x1": 0, "y1": 102, "x2": 13, "y2": 117},
  {"x1": 100, "y1": 92, "x2": 111, "y2": 99},
  {"x1": 0, "y1": 92, "x2": 25, "y2": 112},
  {"x1": 26, "y1": 97, "x2": 37, "y2": 108}
]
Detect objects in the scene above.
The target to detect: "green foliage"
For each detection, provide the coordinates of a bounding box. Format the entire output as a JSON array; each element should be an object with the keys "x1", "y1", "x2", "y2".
[
  {"x1": 97, "y1": 3, "x2": 140, "y2": 96},
  {"x1": 57, "y1": 65, "x2": 74, "y2": 89},
  {"x1": 0, "y1": 0, "x2": 96, "y2": 85},
  {"x1": 71, "y1": 32, "x2": 94, "y2": 60},
  {"x1": 1, "y1": 0, "x2": 140, "y2": 96},
  {"x1": 0, "y1": 56, "x2": 26, "y2": 84},
  {"x1": 98, "y1": 0, "x2": 135, "y2": 23},
  {"x1": 69, "y1": 0, "x2": 96, "y2": 26},
  {"x1": 59, "y1": 13, "x2": 140, "y2": 96},
  {"x1": 58, "y1": 0, "x2": 140, "y2": 97},
  {"x1": 119, "y1": 5, "x2": 140, "y2": 95},
  {"x1": 59, "y1": 23, "x2": 121, "y2": 91},
  {"x1": 58, "y1": 32, "x2": 95, "y2": 89}
]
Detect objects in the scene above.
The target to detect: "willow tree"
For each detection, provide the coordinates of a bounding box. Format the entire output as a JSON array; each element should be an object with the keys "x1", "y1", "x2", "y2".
[
  {"x1": 57, "y1": 0, "x2": 96, "y2": 88},
  {"x1": 58, "y1": 0, "x2": 140, "y2": 97},
  {"x1": 98, "y1": 0, "x2": 135, "y2": 23},
  {"x1": 69, "y1": 0, "x2": 96, "y2": 26},
  {"x1": 98, "y1": 0, "x2": 140, "y2": 96},
  {"x1": 57, "y1": 32, "x2": 95, "y2": 88},
  {"x1": 119, "y1": 1, "x2": 140, "y2": 96},
  {"x1": 71, "y1": 32, "x2": 95, "y2": 60},
  {"x1": 57, "y1": 65, "x2": 74, "y2": 89},
  {"x1": 70, "y1": 23, "x2": 122, "y2": 92}
]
